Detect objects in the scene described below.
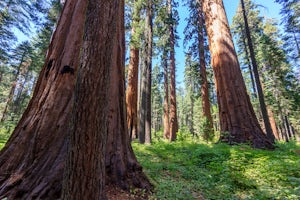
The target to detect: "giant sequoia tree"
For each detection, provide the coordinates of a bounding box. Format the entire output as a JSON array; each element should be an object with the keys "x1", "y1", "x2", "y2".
[
  {"x1": 0, "y1": 0, "x2": 151, "y2": 199},
  {"x1": 202, "y1": 0, "x2": 273, "y2": 149}
]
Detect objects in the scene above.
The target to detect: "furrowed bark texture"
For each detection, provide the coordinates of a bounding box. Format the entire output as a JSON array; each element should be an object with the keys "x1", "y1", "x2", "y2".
[
  {"x1": 62, "y1": 0, "x2": 118, "y2": 199},
  {"x1": 0, "y1": 0, "x2": 151, "y2": 199},
  {"x1": 0, "y1": 1, "x2": 86, "y2": 198},
  {"x1": 202, "y1": 0, "x2": 273, "y2": 149}
]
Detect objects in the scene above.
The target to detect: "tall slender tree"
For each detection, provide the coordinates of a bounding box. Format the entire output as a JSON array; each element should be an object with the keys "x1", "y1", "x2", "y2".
[
  {"x1": 139, "y1": 0, "x2": 153, "y2": 144},
  {"x1": 162, "y1": 50, "x2": 170, "y2": 139},
  {"x1": 145, "y1": 0, "x2": 153, "y2": 144},
  {"x1": 240, "y1": 0, "x2": 275, "y2": 143},
  {"x1": 126, "y1": 0, "x2": 142, "y2": 140},
  {"x1": 196, "y1": 0, "x2": 213, "y2": 130},
  {"x1": 202, "y1": 0, "x2": 273, "y2": 149},
  {"x1": 168, "y1": 0, "x2": 178, "y2": 141}
]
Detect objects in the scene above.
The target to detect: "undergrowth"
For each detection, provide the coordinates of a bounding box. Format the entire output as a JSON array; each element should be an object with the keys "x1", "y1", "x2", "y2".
[
  {"x1": 133, "y1": 138, "x2": 300, "y2": 200},
  {"x1": 0, "y1": 129, "x2": 299, "y2": 199}
]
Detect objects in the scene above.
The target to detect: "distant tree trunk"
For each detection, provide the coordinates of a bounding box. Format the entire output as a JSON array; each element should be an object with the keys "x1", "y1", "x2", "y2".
[
  {"x1": 279, "y1": 113, "x2": 289, "y2": 142},
  {"x1": 138, "y1": 51, "x2": 146, "y2": 143},
  {"x1": 126, "y1": 44, "x2": 139, "y2": 140},
  {"x1": 240, "y1": 0, "x2": 275, "y2": 143},
  {"x1": 13, "y1": 74, "x2": 27, "y2": 112},
  {"x1": 126, "y1": 0, "x2": 141, "y2": 141},
  {"x1": 284, "y1": 115, "x2": 292, "y2": 140},
  {"x1": 196, "y1": 0, "x2": 213, "y2": 130},
  {"x1": 168, "y1": 0, "x2": 178, "y2": 141},
  {"x1": 145, "y1": 0, "x2": 153, "y2": 144},
  {"x1": 293, "y1": 30, "x2": 300, "y2": 57},
  {"x1": 267, "y1": 106, "x2": 279, "y2": 140},
  {"x1": 190, "y1": 94, "x2": 195, "y2": 136},
  {"x1": 163, "y1": 51, "x2": 170, "y2": 139},
  {"x1": 0, "y1": 1, "x2": 151, "y2": 199},
  {"x1": 1, "y1": 53, "x2": 25, "y2": 122},
  {"x1": 202, "y1": 0, "x2": 273, "y2": 149},
  {"x1": 278, "y1": 124, "x2": 284, "y2": 141}
]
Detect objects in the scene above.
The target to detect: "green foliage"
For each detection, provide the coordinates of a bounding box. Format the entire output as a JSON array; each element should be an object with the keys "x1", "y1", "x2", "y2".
[
  {"x1": 133, "y1": 139, "x2": 300, "y2": 200},
  {"x1": 199, "y1": 117, "x2": 214, "y2": 142},
  {"x1": 0, "y1": 1, "x2": 61, "y2": 127},
  {"x1": 151, "y1": 64, "x2": 163, "y2": 132},
  {"x1": 232, "y1": 0, "x2": 300, "y2": 136},
  {"x1": 0, "y1": 123, "x2": 12, "y2": 149},
  {"x1": 275, "y1": 0, "x2": 300, "y2": 62}
]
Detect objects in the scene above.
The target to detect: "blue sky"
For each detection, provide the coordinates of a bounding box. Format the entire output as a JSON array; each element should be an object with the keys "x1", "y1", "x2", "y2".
[
  {"x1": 13, "y1": 0, "x2": 282, "y2": 85},
  {"x1": 175, "y1": 0, "x2": 282, "y2": 85}
]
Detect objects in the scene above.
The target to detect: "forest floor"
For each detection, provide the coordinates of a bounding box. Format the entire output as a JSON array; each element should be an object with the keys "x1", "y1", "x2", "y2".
[
  {"x1": 0, "y1": 132, "x2": 300, "y2": 200},
  {"x1": 133, "y1": 132, "x2": 300, "y2": 200}
]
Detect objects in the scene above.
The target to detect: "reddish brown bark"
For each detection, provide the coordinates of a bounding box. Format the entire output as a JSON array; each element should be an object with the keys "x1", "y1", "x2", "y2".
[
  {"x1": 105, "y1": 0, "x2": 150, "y2": 189},
  {"x1": 126, "y1": 0, "x2": 141, "y2": 140},
  {"x1": 62, "y1": 0, "x2": 117, "y2": 198},
  {"x1": 196, "y1": 0, "x2": 213, "y2": 130},
  {"x1": 126, "y1": 43, "x2": 139, "y2": 140},
  {"x1": 163, "y1": 52, "x2": 170, "y2": 139},
  {"x1": 267, "y1": 106, "x2": 279, "y2": 140},
  {"x1": 0, "y1": 1, "x2": 151, "y2": 199},
  {"x1": 168, "y1": 0, "x2": 178, "y2": 141},
  {"x1": 202, "y1": 0, "x2": 273, "y2": 149}
]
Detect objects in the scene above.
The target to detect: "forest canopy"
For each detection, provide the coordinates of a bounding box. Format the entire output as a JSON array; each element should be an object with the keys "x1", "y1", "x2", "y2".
[{"x1": 0, "y1": 0, "x2": 299, "y2": 199}]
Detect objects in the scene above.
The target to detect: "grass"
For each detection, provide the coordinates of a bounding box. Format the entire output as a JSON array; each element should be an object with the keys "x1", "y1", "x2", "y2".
[
  {"x1": 0, "y1": 133, "x2": 9, "y2": 150},
  {"x1": 133, "y1": 139, "x2": 300, "y2": 200},
  {"x1": 0, "y1": 130, "x2": 299, "y2": 199}
]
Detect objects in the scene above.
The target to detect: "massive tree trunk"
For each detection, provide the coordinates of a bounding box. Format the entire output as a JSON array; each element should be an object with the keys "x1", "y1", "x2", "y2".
[
  {"x1": 240, "y1": 0, "x2": 275, "y2": 143},
  {"x1": 126, "y1": 0, "x2": 141, "y2": 141},
  {"x1": 202, "y1": 0, "x2": 273, "y2": 149},
  {"x1": 0, "y1": 1, "x2": 151, "y2": 199},
  {"x1": 196, "y1": 0, "x2": 213, "y2": 130},
  {"x1": 163, "y1": 51, "x2": 170, "y2": 139},
  {"x1": 168, "y1": 0, "x2": 178, "y2": 141},
  {"x1": 62, "y1": 0, "x2": 118, "y2": 198}
]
